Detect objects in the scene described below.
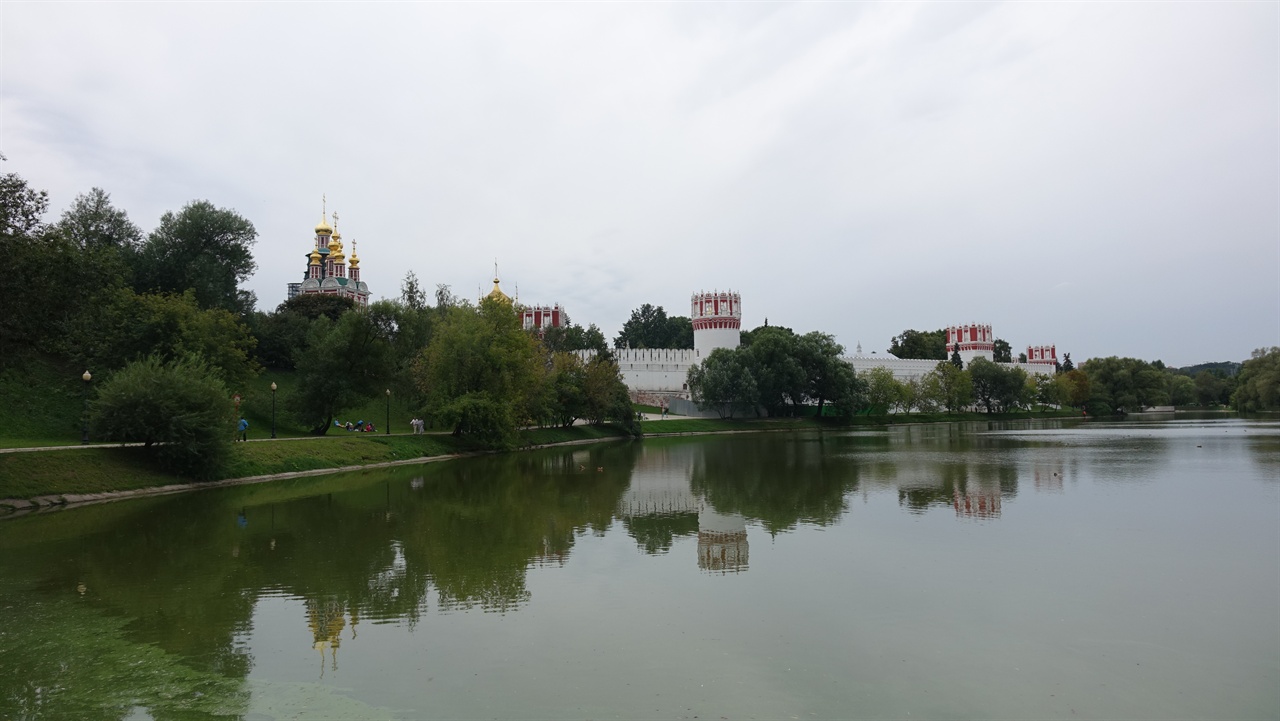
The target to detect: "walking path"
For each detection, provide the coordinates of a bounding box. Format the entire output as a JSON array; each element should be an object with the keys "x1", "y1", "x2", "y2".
[{"x1": 0, "y1": 432, "x2": 431, "y2": 454}]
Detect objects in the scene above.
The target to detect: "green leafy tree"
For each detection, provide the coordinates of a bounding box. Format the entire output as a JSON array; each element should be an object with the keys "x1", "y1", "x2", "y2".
[
  {"x1": 993, "y1": 338, "x2": 1013, "y2": 363},
  {"x1": 924, "y1": 361, "x2": 973, "y2": 412},
  {"x1": 1080, "y1": 356, "x2": 1170, "y2": 412},
  {"x1": 1060, "y1": 353, "x2": 1074, "y2": 373},
  {"x1": 413, "y1": 297, "x2": 541, "y2": 445},
  {"x1": 744, "y1": 326, "x2": 805, "y2": 416},
  {"x1": 288, "y1": 310, "x2": 394, "y2": 434},
  {"x1": 1232, "y1": 347, "x2": 1280, "y2": 412},
  {"x1": 888, "y1": 329, "x2": 947, "y2": 359},
  {"x1": 543, "y1": 352, "x2": 588, "y2": 427},
  {"x1": 831, "y1": 366, "x2": 870, "y2": 417},
  {"x1": 582, "y1": 354, "x2": 640, "y2": 433},
  {"x1": 864, "y1": 366, "x2": 902, "y2": 414},
  {"x1": 1166, "y1": 373, "x2": 1196, "y2": 406},
  {"x1": 250, "y1": 295, "x2": 357, "y2": 370},
  {"x1": 688, "y1": 347, "x2": 758, "y2": 419},
  {"x1": 1193, "y1": 371, "x2": 1227, "y2": 406},
  {"x1": 950, "y1": 348, "x2": 964, "y2": 369},
  {"x1": 795, "y1": 331, "x2": 847, "y2": 416},
  {"x1": 85, "y1": 289, "x2": 260, "y2": 391},
  {"x1": 57, "y1": 187, "x2": 142, "y2": 253},
  {"x1": 1056, "y1": 369, "x2": 1091, "y2": 410},
  {"x1": 0, "y1": 173, "x2": 117, "y2": 364},
  {"x1": 541, "y1": 320, "x2": 608, "y2": 354},
  {"x1": 133, "y1": 200, "x2": 258, "y2": 314},
  {"x1": 614, "y1": 304, "x2": 693, "y2": 349},
  {"x1": 1035, "y1": 374, "x2": 1062, "y2": 408},
  {"x1": 968, "y1": 358, "x2": 1027, "y2": 413},
  {"x1": 89, "y1": 355, "x2": 235, "y2": 478}
]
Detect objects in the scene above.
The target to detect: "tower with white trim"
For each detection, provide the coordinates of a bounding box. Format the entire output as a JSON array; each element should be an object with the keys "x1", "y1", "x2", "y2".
[{"x1": 691, "y1": 290, "x2": 742, "y2": 359}]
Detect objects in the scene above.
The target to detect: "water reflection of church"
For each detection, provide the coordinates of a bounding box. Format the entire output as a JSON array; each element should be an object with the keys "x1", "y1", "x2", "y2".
[{"x1": 615, "y1": 445, "x2": 749, "y2": 574}]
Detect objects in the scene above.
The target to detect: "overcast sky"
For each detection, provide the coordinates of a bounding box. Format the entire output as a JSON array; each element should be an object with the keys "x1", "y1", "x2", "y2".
[{"x1": 3, "y1": 2, "x2": 1276, "y2": 366}]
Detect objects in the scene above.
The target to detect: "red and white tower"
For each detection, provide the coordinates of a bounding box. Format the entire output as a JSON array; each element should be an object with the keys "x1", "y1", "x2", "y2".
[
  {"x1": 691, "y1": 290, "x2": 742, "y2": 358},
  {"x1": 1026, "y1": 344, "x2": 1057, "y2": 366},
  {"x1": 945, "y1": 323, "x2": 994, "y2": 364}
]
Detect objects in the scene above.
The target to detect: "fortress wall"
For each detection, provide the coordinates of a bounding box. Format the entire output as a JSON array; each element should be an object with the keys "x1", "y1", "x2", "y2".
[{"x1": 846, "y1": 355, "x2": 1056, "y2": 381}]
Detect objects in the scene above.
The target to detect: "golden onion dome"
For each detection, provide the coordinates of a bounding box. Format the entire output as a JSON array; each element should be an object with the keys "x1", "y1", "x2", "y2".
[
  {"x1": 487, "y1": 278, "x2": 511, "y2": 303},
  {"x1": 315, "y1": 216, "x2": 333, "y2": 235},
  {"x1": 309, "y1": 249, "x2": 322, "y2": 265},
  {"x1": 327, "y1": 235, "x2": 340, "y2": 253}
]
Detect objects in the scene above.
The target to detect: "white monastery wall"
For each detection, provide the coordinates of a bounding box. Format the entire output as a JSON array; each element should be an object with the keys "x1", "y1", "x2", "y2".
[{"x1": 845, "y1": 353, "x2": 1055, "y2": 381}]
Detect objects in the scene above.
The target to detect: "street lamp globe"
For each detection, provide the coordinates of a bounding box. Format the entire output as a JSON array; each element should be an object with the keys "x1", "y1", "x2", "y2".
[{"x1": 82, "y1": 371, "x2": 92, "y2": 382}]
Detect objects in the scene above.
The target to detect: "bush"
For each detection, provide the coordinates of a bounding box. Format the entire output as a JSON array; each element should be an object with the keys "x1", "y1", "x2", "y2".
[{"x1": 90, "y1": 355, "x2": 235, "y2": 478}]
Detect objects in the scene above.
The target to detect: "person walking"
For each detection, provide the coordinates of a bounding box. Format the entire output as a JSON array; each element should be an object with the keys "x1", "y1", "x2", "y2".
[{"x1": 237, "y1": 417, "x2": 249, "y2": 442}]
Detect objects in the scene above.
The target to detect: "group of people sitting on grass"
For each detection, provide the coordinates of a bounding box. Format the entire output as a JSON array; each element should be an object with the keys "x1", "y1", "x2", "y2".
[{"x1": 333, "y1": 420, "x2": 375, "y2": 433}]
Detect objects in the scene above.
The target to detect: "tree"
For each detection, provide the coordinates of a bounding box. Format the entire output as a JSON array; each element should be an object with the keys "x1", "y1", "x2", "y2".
[
  {"x1": 744, "y1": 326, "x2": 805, "y2": 416},
  {"x1": 888, "y1": 329, "x2": 947, "y2": 360},
  {"x1": 830, "y1": 365, "x2": 870, "y2": 417},
  {"x1": 413, "y1": 297, "x2": 541, "y2": 445},
  {"x1": 1193, "y1": 371, "x2": 1227, "y2": 406},
  {"x1": 543, "y1": 352, "x2": 588, "y2": 427},
  {"x1": 400, "y1": 270, "x2": 428, "y2": 311},
  {"x1": 924, "y1": 361, "x2": 973, "y2": 412},
  {"x1": 1060, "y1": 353, "x2": 1074, "y2": 373},
  {"x1": 90, "y1": 355, "x2": 235, "y2": 478},
  {"x1": 1167, "y1": 374, "x2": 1196, "y2": 406},
  {"x1": 56, "y1": 187, "x2": 142, "y2": 253},
  {"x1": 582, "y1": 354, "x2": 640, "y2": 433},
  {"x1": 1019, "y1": 352, "x2": 1028, "y2": 364},
  {"x1": 85, "y1": 289, "x2": 260, "y2": 391},
  {"x1": 795, "y1": 331, "x2": 847, "y2": 416},
  {"x1": 614, "y1": 304, "x2": 693, "y2": 349},
  {"x1": 688, "y1": 348, "x2": 758, "y2": 419},
  {"x1": 250, "y1": 295, "x2": 356, "y2": 370},
  {"x1": 288, "y1": 310, "x2": 394, "y2": 434},
  {"x1": 968, "y1": 358, "x2": 1027, "y2": 413},
  {"x1": 0, "y1": 170, "x2": 49, "y2": 237},
  {"x1": 864, "y1": 367, "x2": 902, "y2": 414},
  {"x1": 1056, "y1": 369, "x2": 1090, "y2": 409},
  {"x1": 133, "y1": 200, "x2": 258, "y2": 314},
  {"x1": 541, "y1": 321, "x2": 608, "y2": 354},
  {"x1": 993, "y1": 339, "x2": 1013, "y2": 363},
  {"x1": 1232, "y1": 347, "x2": 1280, "y2": 412},
  {"x1": 1081, "y1": 356, "x2": 1170, "y2": 412},
  {"x1": 950, "y1": 349, "x2": 964, "y2": 369}
]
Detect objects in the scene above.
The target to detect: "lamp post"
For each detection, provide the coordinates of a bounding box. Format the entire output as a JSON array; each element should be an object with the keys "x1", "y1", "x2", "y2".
[
  {"x1": 385, "y1": 389, "x2": 391, "y2": 435},
  {"x1": 81, "y1": 370, "x2": 92, "y2": 444},
  {"x1": 270, "y1": 382, "x2": 278, "y2": 439}
]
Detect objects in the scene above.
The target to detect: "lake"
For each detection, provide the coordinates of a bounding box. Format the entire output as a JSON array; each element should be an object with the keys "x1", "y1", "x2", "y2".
[{"x1": 1, "y1": 416, "x2": 1276, "y2": 720}]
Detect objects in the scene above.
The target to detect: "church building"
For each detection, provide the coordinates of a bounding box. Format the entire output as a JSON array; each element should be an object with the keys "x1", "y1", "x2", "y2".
[{"x1": 286, "y1": 206, "x2": 371, "y2": 307}]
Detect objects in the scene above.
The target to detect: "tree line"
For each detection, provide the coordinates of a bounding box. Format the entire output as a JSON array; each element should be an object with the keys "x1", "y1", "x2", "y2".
[
  {"x1": 690, "y1": 325, "x2": 1274, "y2": 418},
  {"x1": 1, "y1": 170, "x2": 633, "y2": 478}
]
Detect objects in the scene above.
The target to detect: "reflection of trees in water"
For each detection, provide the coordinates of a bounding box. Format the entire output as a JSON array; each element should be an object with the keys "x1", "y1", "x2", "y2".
[
  {"x1": 687, "y1": 435, "x2": 863, "y2": 534},
  {"x1": 0, "y1": 443, "x2": 638, "y2": 714},
  {"x1": 622, "y1": 512, "x2": 700, "y2": 555}
]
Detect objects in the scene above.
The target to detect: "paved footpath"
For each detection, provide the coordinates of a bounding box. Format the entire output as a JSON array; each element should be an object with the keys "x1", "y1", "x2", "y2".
[{"x1": 0, "y1": 432, "x2": 433, "y2": 454}]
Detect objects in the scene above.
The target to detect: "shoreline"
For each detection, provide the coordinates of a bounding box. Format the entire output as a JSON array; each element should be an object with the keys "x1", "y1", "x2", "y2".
[{"x1": 0, "y1": 411, "x2": 1093, "y2": 517}]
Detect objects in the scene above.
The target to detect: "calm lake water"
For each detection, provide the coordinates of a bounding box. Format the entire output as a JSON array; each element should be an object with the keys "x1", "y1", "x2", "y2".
[{"x1": 1, "y1": 417, "x2": 1277, "y2": 720}]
